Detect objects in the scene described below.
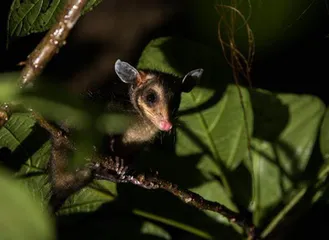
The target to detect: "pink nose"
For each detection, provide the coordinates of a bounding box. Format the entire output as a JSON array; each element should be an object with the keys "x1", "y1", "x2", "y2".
[{"x1": 159, "y1": 120, "x2": 172, "y2": 131}]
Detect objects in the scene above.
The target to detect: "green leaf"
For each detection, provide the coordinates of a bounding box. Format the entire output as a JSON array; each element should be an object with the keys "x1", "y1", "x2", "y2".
[
  {"x1": 137, "y1": 37, "x2": 232, "y2": 82},
  {"x1": 320, "y1": 107, "x2": 329, "y2": 163},
  {"x1": 177, "y1": 84, "x2": 253, "y2": 173},
  {"x1": 190, "y1": 180, "x2": 239, "y2": 225},
  {"x1": 316, "y1": 107, "x2": 329, "y2": 200},
  {"x1": 0, "y1": 112, "x2": 52, "y2": 204},
  {"x1": 58, "y1": 180, "x2": 117, "y2": 215},
  {"x1": 0, "y1": 167, "x2": 54, "y2": 240},
  {"x1": 8, "y1": 0, "x2": 65, "y2": 39},
  {"x1": 249, "y1": 90, "x2": 325, "y2": 229},
  {"x1": 0, "y1": 112, "x2": 37, "y2": 151},
  {"x1": 0, "y1": 73, "x2": 20, "y2": 102},
  {"x1": 140, "y1": 221, "x2": 171, "y2": 240},
  {"x1": 7, "y1": 0, "x2": 102, "y2": 40},
  {"x1": 137, "y1": 37, "x2": 208, "y2": 76},
  {"x1": 174, "y1": 83, "x2": 254, "y2": 226}
]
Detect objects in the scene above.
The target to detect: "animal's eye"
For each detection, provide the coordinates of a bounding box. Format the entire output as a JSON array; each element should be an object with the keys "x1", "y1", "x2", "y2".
[{"x1": 145, "y1": 91, "x2": 158, "y2": 106}]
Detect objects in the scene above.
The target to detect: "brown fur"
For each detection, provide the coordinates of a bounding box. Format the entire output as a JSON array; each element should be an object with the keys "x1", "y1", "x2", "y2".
[
  {"x1": 49, "y1": 136, "x2": 93, "y2": 212},
  {"x1": 136, "y1": 71, "x2": 153, "y2": 86}
]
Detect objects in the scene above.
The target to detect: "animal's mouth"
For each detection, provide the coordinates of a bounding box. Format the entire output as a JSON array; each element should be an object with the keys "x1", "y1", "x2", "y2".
[{"x1": 158, "y1": 120, "x2": 173, "y2": 132}]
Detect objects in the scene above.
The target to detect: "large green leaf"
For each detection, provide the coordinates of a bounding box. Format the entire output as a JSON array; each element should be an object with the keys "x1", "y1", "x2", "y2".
[
  {"x1": 320, "y1": 107, "x2": 329, "y2": 164},
  {"x1": 137, "y1": 37, "x2": 233, "y2": 87},
  {"x1": 137, "y1": 37, "x2": 214, "y2": 77},
  {"x1": 0, "y1": 167, "x2": 54, "y2": 240},
  {"x1": 7, "y1": 0, "x2": 102, "y2": 40},
  {"x1": 248, "y1": 90, "x2": 325, "y2": 231},
  {"x1": 178, "y1": 84, "x2": 253, "y2": 173},
  {"x1": 316, "y1": 107, "x2": 329, "y2": 204},
  {"x1": 190, "y1": 180, "x2": 239, "y2": 224},
  {"x1": 173, "y1": 84, "x2": 253, "y2": 235}
]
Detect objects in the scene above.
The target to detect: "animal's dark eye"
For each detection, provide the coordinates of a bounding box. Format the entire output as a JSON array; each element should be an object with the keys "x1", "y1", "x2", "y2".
[{"x1": 145, "y1": 91, "x2": 158, "y2": 106}]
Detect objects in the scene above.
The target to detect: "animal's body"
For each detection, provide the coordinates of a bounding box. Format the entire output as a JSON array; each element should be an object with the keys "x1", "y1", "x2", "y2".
[{"x1": 49, "y1": 59, "x2": 203, "y2": 211}]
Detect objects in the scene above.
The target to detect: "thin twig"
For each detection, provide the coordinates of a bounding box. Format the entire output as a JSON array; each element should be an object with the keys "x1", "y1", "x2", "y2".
[
  {"x1": 19, "y1": 0, "x2": 88, "y2": 88},
  {"x1": 31, "y1": 111, "x2": 64, "y2": 138},
  {"x1": 94, "y1": 158, "x2": 260, "y2": 240},
  {"x1": 215, "y1": 3, "x2": 255, "y2": 176}
]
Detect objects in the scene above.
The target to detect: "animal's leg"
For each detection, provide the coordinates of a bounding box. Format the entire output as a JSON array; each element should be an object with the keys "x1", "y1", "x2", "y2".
[{"x1": 48, "y1": 135, "x2": 93, "y2": 212}]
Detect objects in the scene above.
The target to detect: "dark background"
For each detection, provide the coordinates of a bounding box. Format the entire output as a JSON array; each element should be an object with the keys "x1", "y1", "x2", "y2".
[
  {"x1": 1, "y1": 0, "x2": 329, "y2": 105},
  {"x1": 1, "y1": 1, "x2": 329, "y2": 239}
]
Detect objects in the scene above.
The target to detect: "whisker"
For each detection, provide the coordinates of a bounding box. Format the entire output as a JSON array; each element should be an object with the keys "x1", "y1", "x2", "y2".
[
  {"x1": 175, "y1": 122, "x2": 182, "y2": 127},
  {"x1": 171, "y1": 107, "x2": 177, "y2": 114}
]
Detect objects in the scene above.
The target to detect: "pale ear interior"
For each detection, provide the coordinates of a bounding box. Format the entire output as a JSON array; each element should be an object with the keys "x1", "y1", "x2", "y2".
[
  {"x1": 114, "y1": 59, "x2": 139, "y2": 84},
  {"x1": 181, "y1": 68, "x2": 204, "y2": 92}
]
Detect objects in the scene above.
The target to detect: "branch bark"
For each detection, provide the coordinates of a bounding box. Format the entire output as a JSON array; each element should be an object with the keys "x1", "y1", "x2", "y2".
[
  {"x1": 94, "y1": 157, "x2": 260, "y2": 240},
  {"x1": 19, "y1": 0, "x2": 88, "y2": 88}
]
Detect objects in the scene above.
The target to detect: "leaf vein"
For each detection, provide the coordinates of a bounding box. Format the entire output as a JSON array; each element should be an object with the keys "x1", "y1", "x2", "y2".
[
  {"x1": 208, "y1": 93, "x2": 228, "y2": 133},
  {"x1": 9, "y1": 1, "x2": 39, "y2": 37},
  {"x1": 41, "y1": 0, "x2": 61, "y2": 29},
  {"x1": 1, "y1": 124, "x2": 32, "y2": 166}
]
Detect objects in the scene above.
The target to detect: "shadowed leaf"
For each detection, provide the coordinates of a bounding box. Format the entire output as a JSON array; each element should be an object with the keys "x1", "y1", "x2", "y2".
[{"x1": 0, "y1": 167, "x2": 54, "y2": 240}]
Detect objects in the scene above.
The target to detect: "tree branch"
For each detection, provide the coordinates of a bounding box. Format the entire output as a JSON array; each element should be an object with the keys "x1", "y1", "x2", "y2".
[
  {"x1": 19, "y1": 0, "x2": 88, "y2": 88},
  {"x1": 3, "y1": 99, "x2": 260, "y2": 239},
  {"x1": 93, "y1": 157, "x2": 260, "y2": 240}
]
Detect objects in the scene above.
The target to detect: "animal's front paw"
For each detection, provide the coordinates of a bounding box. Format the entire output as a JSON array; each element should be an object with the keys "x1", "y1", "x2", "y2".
[{"x1": 91, "y1": 156, "x2": 131, "y2": 183}]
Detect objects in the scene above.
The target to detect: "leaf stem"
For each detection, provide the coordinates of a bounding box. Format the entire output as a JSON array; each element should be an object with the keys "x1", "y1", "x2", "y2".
[
  {"x1": 260, "y1": 187, "x2": 307, "y2": 238},
  {"x1": 133, "y1": 209, "x2": 212, "y2": 239}
]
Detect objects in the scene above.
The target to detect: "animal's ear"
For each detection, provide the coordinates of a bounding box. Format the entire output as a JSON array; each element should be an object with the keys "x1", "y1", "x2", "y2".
[
  {"x1": 114, "y1": 59, "x2": 140, "y2": 84},
  {"x1": 181, "y1": 68, "x2": 203, "y2": 92}
]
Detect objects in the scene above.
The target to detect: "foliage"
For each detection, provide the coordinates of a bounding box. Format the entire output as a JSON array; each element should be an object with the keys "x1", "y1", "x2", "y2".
[
  {"x1": 7, "y1": 0, "x2": 101, "y2": 41},
  {"x1": 1, "y1": 0, "x2": 329, "y2": 240},
  {"x1": 0, "y1": 167, "x2": 54, "y2": 240}
]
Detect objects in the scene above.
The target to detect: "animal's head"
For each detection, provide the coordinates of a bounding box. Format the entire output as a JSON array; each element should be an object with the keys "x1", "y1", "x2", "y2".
[{"x1": 114, "y1": 59, "x2": 203, "y2": 132}]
